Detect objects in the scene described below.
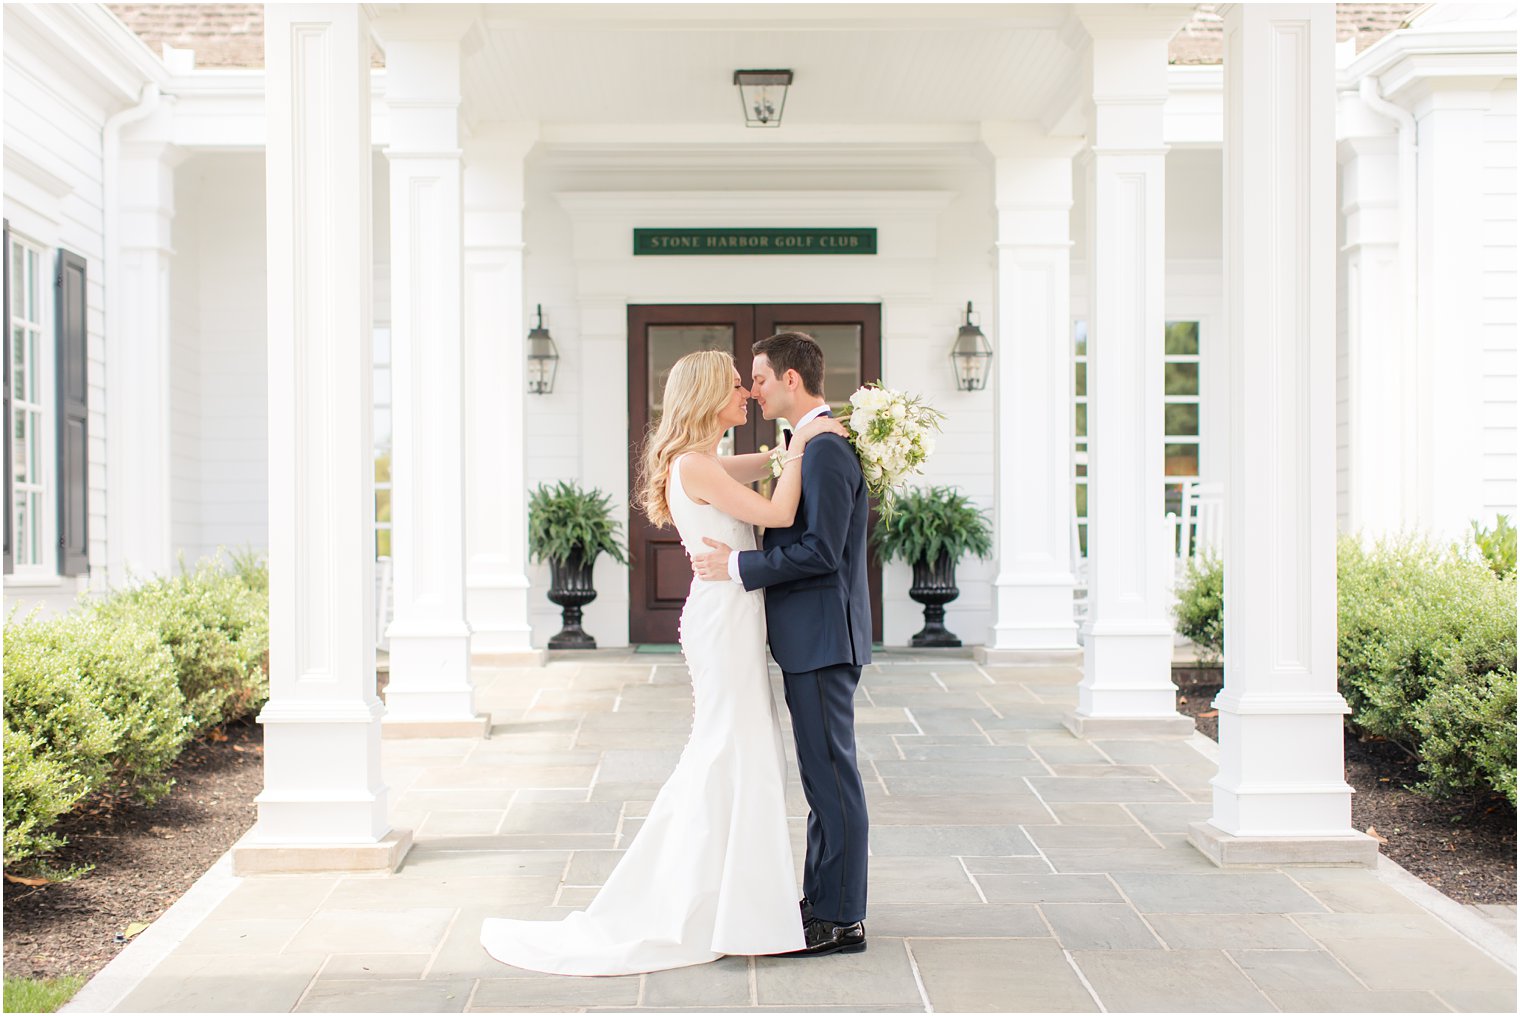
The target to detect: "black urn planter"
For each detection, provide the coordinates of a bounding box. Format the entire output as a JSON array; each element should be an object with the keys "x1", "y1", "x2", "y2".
[
  {"x1": 547, "y1": 548, "x2": 599, "y2": 649},
  {"x1": 909, "y1": 551, "x2": 962, "y2": 647}
]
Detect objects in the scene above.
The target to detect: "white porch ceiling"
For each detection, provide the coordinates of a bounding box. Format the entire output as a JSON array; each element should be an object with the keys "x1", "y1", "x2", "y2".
[{"x1": 462, "y1": 3, "x2": 1083, "y2": 128}]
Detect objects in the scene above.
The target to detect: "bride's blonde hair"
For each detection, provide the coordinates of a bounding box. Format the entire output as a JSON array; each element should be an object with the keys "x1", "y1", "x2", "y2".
[{"x1": 636, "y1": 349, "x2": 736, "y2": 528}]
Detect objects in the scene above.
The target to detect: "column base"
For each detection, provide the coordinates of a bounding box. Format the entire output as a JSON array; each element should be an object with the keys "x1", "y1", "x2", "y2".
[
  {"x1": 472, "y1": 649, "x2": 548, "y2": 667},
  {"x1": 231, "y1": 828, "x2": 413, "y2": 875},
  {"x1": 1187, "y1": 820, "x2": 1380, "y2": 868},
  {"x1": 975, "y1": 646, "x2": 1084, "y2": 666},
  {"x1": 1062, "y1": 711, "x2": 1195, "y2": 738},
  {"x1": 381, "y1": 714, "x2": 491, "y2": 739}
]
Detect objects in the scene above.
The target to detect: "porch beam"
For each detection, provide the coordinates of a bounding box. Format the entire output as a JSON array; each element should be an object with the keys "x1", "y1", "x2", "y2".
[
  {"x1": 374, "y1": 16, "x2": 489, "y2": 736},
  {"x1": 1065, "y1": 13, "x2": 1193, "y2": 738},
  {"x1": 234, "y1": 2, "x2": 408, "y2": 875},
  {"x1": 1189, "y1": 3, "x2": 1376, "y2": 867}
]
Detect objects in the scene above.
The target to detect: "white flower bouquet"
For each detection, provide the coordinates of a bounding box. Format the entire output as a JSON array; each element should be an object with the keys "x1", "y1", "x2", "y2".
[{"x1": 837, "y1": 381, "x2": 945, "y2": 520}]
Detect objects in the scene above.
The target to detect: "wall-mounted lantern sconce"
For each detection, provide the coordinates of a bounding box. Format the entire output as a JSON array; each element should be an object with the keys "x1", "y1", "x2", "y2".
[
  {"x1": 733, "y1": 69, "x2": 793, "y2": 128},
  {"x1": 950, "y1": 301, "x2": 993, "y2": 391},
  {"x1": 526, "y1": 304, "x2": 559, "y2": 395}
]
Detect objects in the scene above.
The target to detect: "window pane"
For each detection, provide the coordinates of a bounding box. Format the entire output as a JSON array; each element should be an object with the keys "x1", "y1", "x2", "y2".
[
  {"x1": 1074, "y1": 482, "x2": 1088, "y2": 517},
  {"x1": 374, "y1": 408, "x2": 391, "y2": 449},
  {"x1": 373, "y1": 366, "x2": 391, "y2": 407},
  {"x1": 1074, "y1": 402, "x2": 1087, "y2": 437},
  {"x1": 13, "y1": 492, "x2": 26, "y2": 565},
  {"x1": 649, "y1": 325, "x2": 734, "y2": 415},
  {"x1": 776, "y1": 322, "x2": 863, "y2": 413},
  {"x1": 11, "y1": 410, "x2": 23, "y2": 484},
  {"x1": 1074, "y1": 362, "x2": 1086, "y2": 397},
  {"x1": 1165, "y1": 482, "x2": 1185, "y2": 519},
  {"x1": 1165, "y1": 361, "x2": 1199, "y2": 396},
  {"x1": 376, "y1": 528, "x2": 391, "y2": 558},
  {"x1": 374, "y1": 453, "x2": 391, "y2": 485},
  {"x1": 1165, "y1": 402, "x2": 1199, "y2": 436},
  {"x1": 27, "y1": 491, "x2": 42, "y2": 563},
  {"x1": 10, "y1": 327, "x2": 23, "y2": 399},
  {"x1": 26, "y1": 410, "x2": 39, "y2": 484},
  {"x1": 9, "y1": 242, "x2": 21, "y2": 318},
  {"x1": 1165, "y1": 442, "x2": 1199, "y2": 477},
  {"x1": 373, "y1": 327, "x2": 391, "y2": 366},
  {"x1": 1077, "y1": 522, "x2": 1088, "y2": 557},
  {"x1": 1073, "y1": 320, "x2": 1087, "y2": 356},
  {"x1": 1165, "y1": 320, "x2": 1199, "y2": 356},
  {"x1": 375, "y1": 488, "x2": 391, "y2": 524}
]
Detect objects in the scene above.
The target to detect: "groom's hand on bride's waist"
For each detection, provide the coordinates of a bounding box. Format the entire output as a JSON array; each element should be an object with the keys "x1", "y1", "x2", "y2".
[{"x1": 691, "y1": 537, "x2": 735, "y2": 582}]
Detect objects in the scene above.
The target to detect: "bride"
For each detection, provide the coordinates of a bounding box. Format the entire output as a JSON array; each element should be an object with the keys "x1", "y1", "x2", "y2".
[{"x1": 480, "y1": 349, "x2": 846, "y2": 975}]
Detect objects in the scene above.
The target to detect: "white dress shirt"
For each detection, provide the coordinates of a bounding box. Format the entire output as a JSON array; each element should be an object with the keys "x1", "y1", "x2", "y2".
[{"x1": 727, "y1": 403, "x2": 832, "y2": 584}]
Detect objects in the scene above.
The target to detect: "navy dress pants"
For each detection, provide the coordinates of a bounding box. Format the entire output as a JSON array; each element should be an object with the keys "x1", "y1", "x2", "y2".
[{"x1": 782, "y1": 663, "x2": 869, "y2": 925}]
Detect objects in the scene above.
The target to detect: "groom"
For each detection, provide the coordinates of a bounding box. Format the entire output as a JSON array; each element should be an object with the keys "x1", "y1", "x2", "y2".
[{"x1": 692, "y1": 331, "x2": 871, "y2": 958}]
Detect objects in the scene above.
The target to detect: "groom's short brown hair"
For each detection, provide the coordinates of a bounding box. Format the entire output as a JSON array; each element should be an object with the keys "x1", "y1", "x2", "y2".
[{"x1": 754, "y1": 331, "x2": 825, "y2": 398}]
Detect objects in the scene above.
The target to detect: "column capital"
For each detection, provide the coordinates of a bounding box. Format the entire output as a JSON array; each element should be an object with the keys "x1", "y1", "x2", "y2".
[{"x1": 980, "y1": 121, "x2": 1085, "y2": 161}]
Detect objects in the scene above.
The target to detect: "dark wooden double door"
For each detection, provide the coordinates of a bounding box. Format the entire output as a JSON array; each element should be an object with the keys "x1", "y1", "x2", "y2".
[{"x1": 628, "y1": 304, "x2": 883, "y2": 645}]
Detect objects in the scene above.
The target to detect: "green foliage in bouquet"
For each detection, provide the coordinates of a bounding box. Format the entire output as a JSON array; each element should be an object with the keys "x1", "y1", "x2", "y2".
[
  {"x1": 836, "y1": 381, "x2": 944, "y2": 522},
  {"x1": 527, "y1": 481, "x2": 630, "y2": 566},
  {"x1": 871, "y1": 485, "x2": 992, "y2": 567}
]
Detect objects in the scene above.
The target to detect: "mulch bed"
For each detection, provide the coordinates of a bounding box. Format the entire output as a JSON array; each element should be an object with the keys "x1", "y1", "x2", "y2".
[
  {"x1": 3, "y1": 718, "x2": 264, "y2": 984},
  {"x1": 1175, "y1": 666, "x2": 1517, "y2": 905}
]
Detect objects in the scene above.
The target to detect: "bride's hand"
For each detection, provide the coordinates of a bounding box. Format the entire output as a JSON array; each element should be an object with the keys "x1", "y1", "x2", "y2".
[{"x1": 793, "y1": 416, "x2": 848, "y2": 449}]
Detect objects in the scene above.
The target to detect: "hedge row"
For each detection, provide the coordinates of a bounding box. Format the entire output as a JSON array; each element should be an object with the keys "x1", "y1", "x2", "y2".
[
  {"x1": 1174, "y1": 529, "x2": 1518, "y2": 806},
  {"x1": 3, "y1": 555, "x2": 269, "y2": 876}
]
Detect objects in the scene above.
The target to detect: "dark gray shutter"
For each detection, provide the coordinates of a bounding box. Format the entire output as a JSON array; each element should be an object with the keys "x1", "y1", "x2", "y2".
[
  {"x1": 56, "y1": 248, "x2": 88, "y2": 576},
  {"x1": 3, "y1": 221, "x2": 11, "y2": 575}
]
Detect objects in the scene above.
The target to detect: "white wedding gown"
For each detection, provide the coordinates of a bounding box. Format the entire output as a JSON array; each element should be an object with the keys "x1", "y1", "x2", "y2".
[{"x1": 480, "y1": 455, "x2": 805, "y2": 974}]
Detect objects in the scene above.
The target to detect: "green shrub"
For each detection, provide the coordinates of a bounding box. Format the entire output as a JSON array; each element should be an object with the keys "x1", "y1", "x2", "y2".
[
  {"x1": 1173, "y1": 555, "x2": 1224, "y2": 662},
  {"x1": 2, "y1": 613, "x2": 188, "y2": 872},
  {"x1": 92, "y1": 559, "x2": 270, "y2": 736},
  {"x1": 1473, "y1": 514, "x2": 1517, "y2": 579},
  {"x1": 1169, "y1": 534, "x2": 1517, "y2": 804}
]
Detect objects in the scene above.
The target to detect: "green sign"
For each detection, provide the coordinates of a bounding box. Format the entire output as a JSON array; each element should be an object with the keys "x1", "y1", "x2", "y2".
[{"x1": 633, "y1": 228, "x2": 877, "y2": 256}]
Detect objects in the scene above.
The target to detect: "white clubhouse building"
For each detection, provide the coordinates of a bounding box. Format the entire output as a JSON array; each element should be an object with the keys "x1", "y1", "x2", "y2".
[{"x1": 3, "y1": 3, "x2": 1514, "y2": 868}]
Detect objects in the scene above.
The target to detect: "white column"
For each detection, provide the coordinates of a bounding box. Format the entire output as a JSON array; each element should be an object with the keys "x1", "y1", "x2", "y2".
[
  {"x1": 464, "y1": 123, "x2": 541, "y2": 664},
  {"x1": 979, "y1": 123, "x2": 1082, "y2": 661},
  {"x1": 1189, "y1": 4, "x2": 1374, "y2": 867},
  {"x1": 376, "y1": 20, "x2": 488, "y2": 735},
  {"x1": 108, "y1": 134, "x2": 180, "y2": 584},
  {"x1": 234, "y1": 3, "x2": 409, "y2": 875},
  {"x1": 1337, "y1": 119, "x2": 1411, "y2": 534},
  {"x1": 1066, "y1": 17, "x2": 1192, "y2": 737}
]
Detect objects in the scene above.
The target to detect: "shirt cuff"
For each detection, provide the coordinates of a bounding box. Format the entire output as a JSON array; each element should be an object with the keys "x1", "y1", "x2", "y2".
[{"x1": 728, "y1": 551, "x2": 743, "y2": 585}]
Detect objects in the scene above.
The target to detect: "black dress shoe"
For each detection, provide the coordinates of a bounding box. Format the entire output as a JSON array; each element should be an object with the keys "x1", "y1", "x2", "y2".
[
  {"x1": 799, "y1": 896, "x2": 813, "y2": 922},
  {"x1": 780, "y1": 917, "x2": 867, "y2": 957}
]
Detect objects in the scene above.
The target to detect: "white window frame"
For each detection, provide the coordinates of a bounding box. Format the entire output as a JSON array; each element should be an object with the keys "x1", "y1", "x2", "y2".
[
  {"x1": 8, "y1": 232, "x2": 56, "y2": 578},
  {"x1": 1163, "y1": 319, "x2": 1203, "y2": 523},
  {"x1": 373, "y1": 325, "x2": 392, "y2": 560}
]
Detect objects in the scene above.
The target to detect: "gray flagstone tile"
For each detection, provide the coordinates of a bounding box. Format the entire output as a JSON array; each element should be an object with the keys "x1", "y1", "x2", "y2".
[
  {"x1": 908, "y1": 937, "x2": 1097, "y2": 1012},
  {"x1": 642, "y1": 955, "x2": 751, "y2": 1007},
  {"x1": 865, "y1": 902, "x2": 1048, "y2": 937},
  {"x1": 755, "y1": 936, "x2": 921, "y2": 1007},
  {"x1": 1433, "y1": 987, "x2": 1520, "y2": 1012},
  {"x1": 869, "y1": 857, "x2": 983, "y2": 904},
  {"x1": 1025, "y1": 824, "x2": 1165, "y2": 852},
  {"x1": 295, "y1": 977, "x2": 472, "y2": 1012},
  {"x1": 471, "y1": 974, "x2": 641, "y2": 1008},
  {"x1": 399, "y1": 848, "x2": 568, "y2": 878},
  {"x1": 174, "y1": 917, "x2": 307, "y2": 955},
  {"x1": 868, "y1": 824, "x2": 1038, "y2": 857},
  {"x1": 960, "y1": 856, "x2": 1056, "y2": 876},
  {"x1": 977, "y1": 873, "x2": 1124, "y2": 904},
  {"x1": 499, "y1": 801, "x2": 621, "y2": 834},
  {"x1": 1289, "y1": 910, "x2": 1466, "y2": 941},
  {"x1": 1027, "y1": 741, "x2": 1109, "y2": 764},
  {"x1": 896, "y1": 743, "x2": 1034, "y2": 761},
  {"x1": 564, "y1": 849, "x2": 623, "y2": 885},
  {"x1": 284, "y1": 906, "x2": 456, "y2": 955},
  {"x1": 1093, "y1": 738, "x2": 1215, "y2": 765},
  {"x1": 316, "y1": 953, "x2": 431, "y2": 979},
  {"x1": 1044, "y1": 845, "x2": 1223, "y2": 875},
  {"x1": 206, "y1": 876, "x2": 338, "y2": 921},
  {"x1": 1266, "y1": 988, "x2": 1454, "y2": 1012},
  {"x1": 1146, "y1": 913, "x2": 1318, "y2": 950},
  {"x1": 1291, "y1": 878, "x2": 1428, "y2": 915},
  {"x1": 1121, "y1": 800, "x2": 1214, "y2": 835},
  {"x1": 1111, "y1": 872, "x2": 1328, "y2": 914},
  {"x1": 1040, "y1": 903, "x2": 1165, "y2": 950},
  {"x1": 1314, "y1": 935, "x2": 1517, "y2": 992},
  {"x1": 869, "y1": 794, "x2": 1055, "y2": 826},
  {"x1": 1227, "y1": 948, "x2": 1364, "y2": 992},
  {"x1": 1071, "y1": 949, "x2": 1274, "y2": 1012},
  {"x1": 115, "y1": 953, "x2": 325, "y2": 1013},
  {"x1": 1026, "y1": 776, "x2": 1188, "y2": 802},
  {"x1": 1045, "y1": 802, "x2": 1135, "y2": 825},
  {"x1": 419, "y1": 810, "x2": 507, "y2": 836}
]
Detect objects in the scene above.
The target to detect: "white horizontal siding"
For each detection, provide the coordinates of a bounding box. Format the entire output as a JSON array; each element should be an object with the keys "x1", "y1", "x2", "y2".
[
  {"x1": 1483, "y1": 86, "x2": 1517, "y2": 522},
  {"x1": 3, "y1": 12, "x2": 119, "y2": 616}
]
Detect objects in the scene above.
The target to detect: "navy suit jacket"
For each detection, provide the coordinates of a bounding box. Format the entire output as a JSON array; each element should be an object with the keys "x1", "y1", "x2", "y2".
[{"x1": 736, "y1": 430, "x2": 872, "y2": 673}]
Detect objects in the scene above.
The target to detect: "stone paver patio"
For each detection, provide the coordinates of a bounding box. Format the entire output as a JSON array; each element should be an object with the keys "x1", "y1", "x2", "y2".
[{"x1": 69, "y1": 652, "x2": 1516, "y2": 1013}]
